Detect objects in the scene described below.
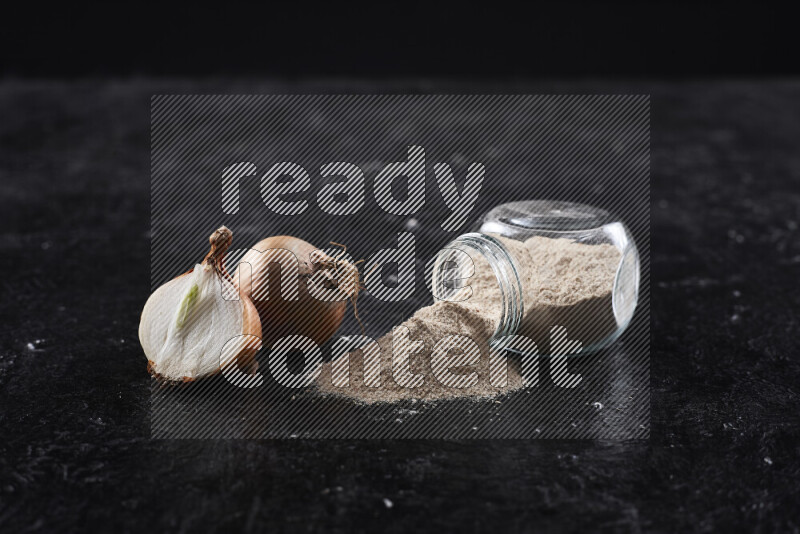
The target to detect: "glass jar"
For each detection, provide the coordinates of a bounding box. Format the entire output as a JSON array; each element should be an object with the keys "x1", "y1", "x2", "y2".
[{"x1": 431, "y1": 200, "x2": 640, "y2": 356}]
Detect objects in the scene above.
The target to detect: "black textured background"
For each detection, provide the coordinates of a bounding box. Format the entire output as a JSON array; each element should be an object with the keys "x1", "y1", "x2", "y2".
[
  {"x1": 1, "y1": 80, "x2": 798, "y2": 532},
  {"x1": 1, "y1": 5, "x2": 792, "y2": 80}
]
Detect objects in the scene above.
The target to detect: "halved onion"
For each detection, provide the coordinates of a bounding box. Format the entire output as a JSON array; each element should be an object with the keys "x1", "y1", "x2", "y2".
[{"x1": 139, "y1": 227, "x2": 262, "y2": 381}]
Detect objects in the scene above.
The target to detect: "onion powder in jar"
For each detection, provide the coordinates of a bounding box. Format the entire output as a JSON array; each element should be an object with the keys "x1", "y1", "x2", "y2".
[{"x1": 431, "y1": 200, "x2": 640, "y2": 356}]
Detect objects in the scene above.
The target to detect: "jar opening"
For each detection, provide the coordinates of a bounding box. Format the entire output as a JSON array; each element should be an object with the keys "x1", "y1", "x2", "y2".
[
  {"x1": 484, "y1": 200, "x2": 611, "y2": 233},
  {"x1": 431, "y1": 233, "x2": 524, "y2": 342}
]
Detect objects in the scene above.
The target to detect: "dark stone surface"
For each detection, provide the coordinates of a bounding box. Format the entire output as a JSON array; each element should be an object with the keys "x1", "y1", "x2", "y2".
[{"x1": 1, "y1": 80, "x2": 798, "y2": 532}]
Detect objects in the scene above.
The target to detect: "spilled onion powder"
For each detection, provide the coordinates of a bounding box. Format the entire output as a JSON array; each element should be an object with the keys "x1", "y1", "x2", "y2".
[{"x1": 316, "y1": 236, "x2": 620, "y2": 404}]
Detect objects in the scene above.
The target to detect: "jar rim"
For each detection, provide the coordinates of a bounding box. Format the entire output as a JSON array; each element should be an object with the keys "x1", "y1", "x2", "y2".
[
  {"x1": 433, "y1": 233, "x2": 525, "y2": 343},
  {"x1": 483, "y1": 200, "x2": 611, "y2": 232}
]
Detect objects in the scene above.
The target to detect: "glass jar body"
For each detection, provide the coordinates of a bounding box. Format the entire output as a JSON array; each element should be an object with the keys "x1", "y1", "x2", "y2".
[{"x1": 432, "y1": 201, "x2": 640, "y2": 356}]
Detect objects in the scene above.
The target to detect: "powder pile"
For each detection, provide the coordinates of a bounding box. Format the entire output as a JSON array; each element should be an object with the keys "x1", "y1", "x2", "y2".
[{"x1": 316, "y1": 236, "x2": 620, "y2": 404}]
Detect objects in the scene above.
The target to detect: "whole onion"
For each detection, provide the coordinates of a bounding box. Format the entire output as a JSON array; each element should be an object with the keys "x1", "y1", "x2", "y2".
[{"x1": 235, "y1": 236, "x2": 360, "y2": 347}]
